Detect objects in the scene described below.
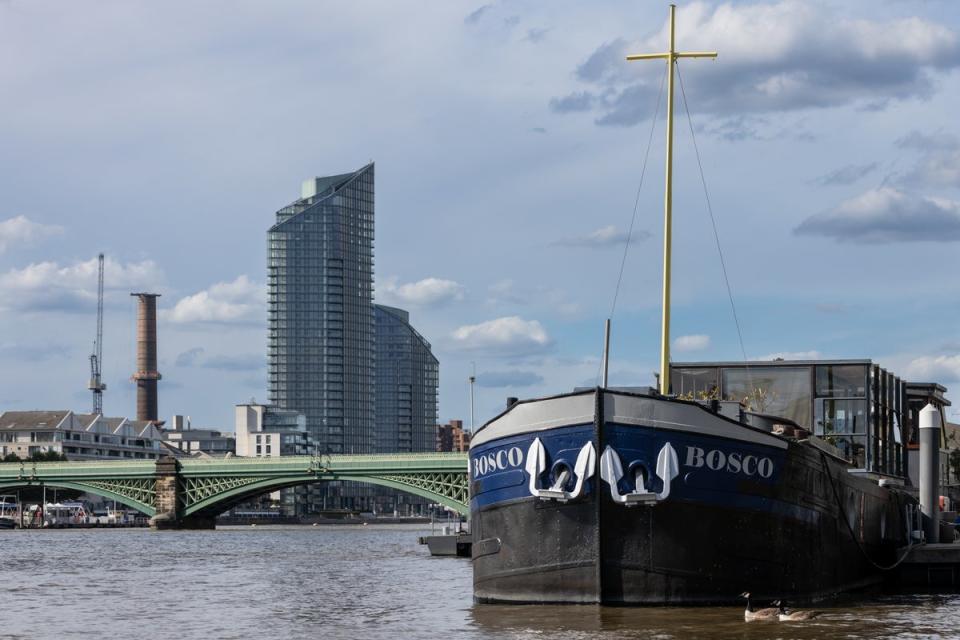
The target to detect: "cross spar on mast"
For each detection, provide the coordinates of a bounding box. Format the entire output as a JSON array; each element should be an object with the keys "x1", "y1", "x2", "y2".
[{"x1": 626, "y1": 5, "x2": 716, "y2": 395}]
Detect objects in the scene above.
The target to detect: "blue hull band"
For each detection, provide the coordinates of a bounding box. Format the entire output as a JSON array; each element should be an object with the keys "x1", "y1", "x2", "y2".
[{"x1": 470, "y1": 423, "x2": 817, "y2": 523}]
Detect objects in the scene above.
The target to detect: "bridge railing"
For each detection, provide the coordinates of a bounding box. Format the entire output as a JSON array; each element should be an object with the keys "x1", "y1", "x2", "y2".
[
  {"x1": 177, "y1": 453, "x2": 469, "y2": 475},
  {"x1": 0, "y1": 459, "x2": 156, "y2": 479}
]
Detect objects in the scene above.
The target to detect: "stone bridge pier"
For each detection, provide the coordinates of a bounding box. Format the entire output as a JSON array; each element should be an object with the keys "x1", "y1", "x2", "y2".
[{"x1": 149, "y1": 456, "x2": 216, "y2": 530}]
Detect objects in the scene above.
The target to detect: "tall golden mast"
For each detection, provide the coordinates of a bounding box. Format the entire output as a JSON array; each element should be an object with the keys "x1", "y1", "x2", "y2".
[{"x1": 626, "y1": 5, "x2": 716, "y2": 395}]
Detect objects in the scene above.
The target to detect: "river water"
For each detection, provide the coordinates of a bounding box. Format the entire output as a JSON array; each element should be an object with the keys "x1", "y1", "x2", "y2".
[{"x1": 2, "y1": 524, "x2": 958, "y2": 640}]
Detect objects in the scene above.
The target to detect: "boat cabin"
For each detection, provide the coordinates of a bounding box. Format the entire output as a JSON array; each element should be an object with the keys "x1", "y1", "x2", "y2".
[{"x1": 671, "y1": 359, "x2": 953, "y2": 482}]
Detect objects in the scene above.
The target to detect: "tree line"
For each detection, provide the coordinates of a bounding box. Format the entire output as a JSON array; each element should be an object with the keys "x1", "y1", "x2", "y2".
[{"x1": 2, "y1": 451, "x2": 69, "y2": 463}]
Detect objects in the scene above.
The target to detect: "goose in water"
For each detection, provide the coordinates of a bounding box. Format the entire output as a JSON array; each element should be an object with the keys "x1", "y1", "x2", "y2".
[
  {"x1": 774, "y1": 600, "x2": 819, "y2": 622},
  {"x1": 739, "y1": 592, "x2": 778, "y2": 622}
]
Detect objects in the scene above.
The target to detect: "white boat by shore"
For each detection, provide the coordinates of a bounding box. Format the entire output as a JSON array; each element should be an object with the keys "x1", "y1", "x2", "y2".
[{"x1": 0, "y1": 495, "x2": 17, "y2": 529}]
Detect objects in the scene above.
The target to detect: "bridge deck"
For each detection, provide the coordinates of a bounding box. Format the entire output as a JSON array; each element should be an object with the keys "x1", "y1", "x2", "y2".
[{"x1": 0, "y1": 453, "x2": 471, "y2": 522}]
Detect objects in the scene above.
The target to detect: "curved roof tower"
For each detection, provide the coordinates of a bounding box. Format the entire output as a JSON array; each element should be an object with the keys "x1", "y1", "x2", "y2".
[{"x1": 268, "y1": 163, "x2": 375, "y2": 467}]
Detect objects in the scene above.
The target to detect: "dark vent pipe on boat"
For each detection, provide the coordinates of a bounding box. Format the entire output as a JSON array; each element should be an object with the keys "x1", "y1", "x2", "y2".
[
  {"x1": 919, "y1": 403, "x2": 941, "y2": 543},
  {"x1": 506, "y1": 397, "x2": 519, "y2": 409}
]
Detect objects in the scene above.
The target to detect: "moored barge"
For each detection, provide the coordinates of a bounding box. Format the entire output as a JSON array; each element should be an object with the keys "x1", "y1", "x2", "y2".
[{"x1": 470, "y1": 361, "x2": 951, "y2": 604}]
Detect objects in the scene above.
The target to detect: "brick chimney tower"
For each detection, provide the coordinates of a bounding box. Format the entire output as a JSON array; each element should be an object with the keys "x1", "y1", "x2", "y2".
[{"x1": 131, "y1": 293, "x2": 162, "y2": 423}]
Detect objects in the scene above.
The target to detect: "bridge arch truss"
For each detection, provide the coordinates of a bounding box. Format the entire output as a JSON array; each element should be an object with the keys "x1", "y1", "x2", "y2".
[{"x1": 0, "y1": 454, "x2": 470, "y2": 524}]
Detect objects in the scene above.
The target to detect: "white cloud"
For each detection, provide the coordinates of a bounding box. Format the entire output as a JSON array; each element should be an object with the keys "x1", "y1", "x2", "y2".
[
  {"x1": 897, "y1": 130, "x2": 959, "y2": 153},
  {"x1": 815, "y1": 303, "x2": 850, "y2": 314},
  {"x1": 477, "y1": 370, "x2": 544, "y2": 388},
  {"x1": 166, "y1": 275, "x2": 264, "y2": 324},
  {"x1": 794, "y1": 187, "x2": 960, "y2": 243},
  {"x1": 0, "y1": 342, "x2": 71, "y2": 360},
  {"x1": 485, "y1": 279, "x2": 527, "y2": 309},
  {"x1": 906, "y1": 150, "x2": 960, "y2": 188},
  {"x1": 174, "y1": 346, "x2": 264, "y2": 371},
  {"x1": 942, "y1": 342, "x2": 960, "y2": 355},
  {"x1": 175, "y1": 347, "x2": 205, "y2": 367},
  {"x1": 896, "y1": 131, "x2": 960, "y2": 189},
  {"x1": 552, "y1": 1, "x2": 960, "y2": 126},
  {"x1": 451, "y1": 316, "x2": 552, "y2": 355},
  {"x1": 487, "y1": 279, "x2": 524, "y2": 304},
  {"x1": 0, "y1": 256, "x2": 163, "y2": 312},
  {"x1": 697, "y1": 114, "x2": 814, "y2": 143},
  {"x1": 379, "y1": 276, "x2": 465, "y2": 308},
  {"x1": 524, "y1": 27, "x2": 550, "y2": 44},
  {"x1": 485, "y1": 279, "x2": 580, "y2": 316},
  {"x1": 755, "y1": 350, "x2": 822, "y2": 361},
  {"x1": 0, "y1": 216, "x2": 64, "y2": 253},
  {"x1": 812, "y1": 163, "x2": 878, "y2": 187},
  {"x1": 552, "y1": 225, "x2": 649, "y2": 248},
  {"x1": 904, "y1": 354, "x2": 960, "y2": 384},
  {"x1": 464, "y1": 4, "x2": 492, "y2": 25},
  {"x1": 673, "y1": 334, "x2": 711, "y2": 352}
]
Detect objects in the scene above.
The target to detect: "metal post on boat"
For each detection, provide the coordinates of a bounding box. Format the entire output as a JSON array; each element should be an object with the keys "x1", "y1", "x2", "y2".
[
  {"x1": 625, "y1": 5, "x2": 716, "y2": 395},
  {"x1": 919, "y1": 403, "x2": 941, "y2": 543},
  {"x1": 602, "y1": 319, "x2": 611, "y2": 388},
  {"x1": 659, "y1": 6, "x2": 675, "y2": 396}
]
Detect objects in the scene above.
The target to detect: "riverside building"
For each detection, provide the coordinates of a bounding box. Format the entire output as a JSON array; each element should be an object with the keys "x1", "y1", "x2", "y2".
[
  {"x1": 374, "y1": 305, "x2": 438, "y2": 454},
  {"x1": 160, "y1": 415, "x2": 236, "y2": 457},
  {"x1": 268, "y1": 164, "x2": 375, "y2": 510},
  {"x1": 234, "y1": 403, "x2": 310, "y2": 458},
  {"x1": 235, "y1": 403, "x2": 310, "y2": 516},
  {"x1": 373, "y1": 304, "x2": 438, "y2": 514},
  {"x1": 0, "y1": 410, "x2": 165, "y2": 460},
  {"x1": 437, "y1": 419, "x2": 470, "y2": 452}
]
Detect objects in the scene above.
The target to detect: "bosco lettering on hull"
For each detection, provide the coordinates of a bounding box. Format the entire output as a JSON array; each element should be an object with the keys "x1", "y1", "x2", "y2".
[
  {"x1": 683, "y1": 445, "x2": 775, "y2": 479},
  {"x1": 472, "y1": 445, "x2": 525, "y2": 479}
]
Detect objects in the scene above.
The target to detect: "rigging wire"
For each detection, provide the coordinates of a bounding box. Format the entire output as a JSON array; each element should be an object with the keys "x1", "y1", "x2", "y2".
[
  {"x1": 819, "y1": 450, "x2": 917, "y2": 571},
  {"x1": 675, "y1": 61, "x2": 754, "y2": 395},
  {"x1": 609, "y1": 64, "x2": 667, "y2": 320},
  {"x1": 597, "y1": 64, "x2": 668, "y2": 386}
]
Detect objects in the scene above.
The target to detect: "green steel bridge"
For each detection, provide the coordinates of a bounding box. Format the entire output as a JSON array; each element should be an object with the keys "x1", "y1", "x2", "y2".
[{"x1": 0, "y1": 453, "x2": 469, "y2": 529}]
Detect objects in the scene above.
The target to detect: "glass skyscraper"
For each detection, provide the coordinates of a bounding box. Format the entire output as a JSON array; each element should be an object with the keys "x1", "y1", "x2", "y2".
[
  {"x1": 267, "y1": 163, "x2": 441, "y2": 513},
  {"x1": 267, "y1": 163, "x2": 376, "y2": 470},
  {"x1": 374, "y1": 304, "x2": 439, "y2": 454}
]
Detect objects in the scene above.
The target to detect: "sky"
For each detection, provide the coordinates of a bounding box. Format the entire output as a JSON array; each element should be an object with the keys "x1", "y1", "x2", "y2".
[{"x1": 1, "y1": 0, "x2": 959, "y2": 430}]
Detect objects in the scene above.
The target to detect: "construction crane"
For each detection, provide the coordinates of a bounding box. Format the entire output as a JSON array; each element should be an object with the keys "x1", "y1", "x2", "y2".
[{"x1": 88, "y1": 253, "x2": 107, "y2": 414}]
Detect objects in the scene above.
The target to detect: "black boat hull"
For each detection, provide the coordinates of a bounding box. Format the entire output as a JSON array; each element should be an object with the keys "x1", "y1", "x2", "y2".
[{"x1": 471, "y1": 390, "x2": 915, "y2": 605}]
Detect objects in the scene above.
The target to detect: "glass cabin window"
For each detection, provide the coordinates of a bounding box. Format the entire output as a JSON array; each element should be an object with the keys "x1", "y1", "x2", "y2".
[
  {"x1": 815, "y1": 398, "x2": 868, "y2": 468},
  {"x1": 721, "y1": 366, "x2": 812, "y2": 427},
  {"x1": 671, "y1": 368, "x2": 719, "y2": 400},
  {"x1": 815, "y1": 365, "x2": 867, "y2": 398}
]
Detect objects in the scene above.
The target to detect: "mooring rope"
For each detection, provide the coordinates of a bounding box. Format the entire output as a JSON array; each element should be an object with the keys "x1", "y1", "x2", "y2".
[
  {"x1": 597, "y1": 64, "x2": 668, "y2": 385},
  {"x1": 675, "y1": 61, "x2": 754, "y2": 395},
  {"x1": 608, "y1": 63, "x2": 668, "y2": 320},
  {"x1": 819, "y1": 450, "x2": 915, "y2": 572}
]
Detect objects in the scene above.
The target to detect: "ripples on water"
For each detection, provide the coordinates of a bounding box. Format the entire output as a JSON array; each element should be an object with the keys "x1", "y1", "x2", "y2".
[{"x1": 1, "y1": 525, "x2": 958, "y2": 640}]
